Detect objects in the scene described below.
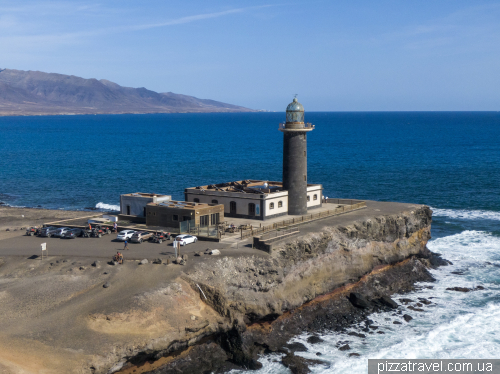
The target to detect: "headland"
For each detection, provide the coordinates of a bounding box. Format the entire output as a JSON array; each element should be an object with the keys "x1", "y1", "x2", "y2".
[{"x1": 0, "y1": 200, "x2": 446, "y2": 374}]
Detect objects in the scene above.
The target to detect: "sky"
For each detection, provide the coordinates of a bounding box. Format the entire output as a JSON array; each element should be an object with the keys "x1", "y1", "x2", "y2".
[{"x1": 1, "y1": 0, "x2": 499, "y2": 111}]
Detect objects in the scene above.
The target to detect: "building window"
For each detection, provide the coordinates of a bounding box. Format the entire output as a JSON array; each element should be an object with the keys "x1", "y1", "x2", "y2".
[
  {"x1": 269, "y1": 202, "x2": 275, "y2": 210},
  {"x1": 313, "y1": 194, "x2": 318, "y2": 201},
  {"x1": 212, "y1": 199, "x2": 218, "y2": 204},
  {"x1": 172, "y1": 215, "x2": 178, "y2": 221},
  {"x1": 278, "y1": 201, "x2": 283, "y2": 208},
  {"x1": 200, "y1": 215, "x2": 209, "y2": 227},
  {"x1": 194, "y1": 198, "x2": 200, "y2": 203},
  {"x1": 307, "y1": 195, "x2": 310, "y2": 202},
  {"x1": 249, "y1": 203, "x2": 256, "y2": 216},
  {"x1": 210, "y1": 213, "x2": 220, "y2": 225},
  {"x1": 230, "y1": 201, "x2": 236, "y2": 214},
  {"x1": 148, "y1": 211, "x2": 151, "y2": 216},
  {"x1": 183, "y1": 216, "x2": 190, "y2": 221}
]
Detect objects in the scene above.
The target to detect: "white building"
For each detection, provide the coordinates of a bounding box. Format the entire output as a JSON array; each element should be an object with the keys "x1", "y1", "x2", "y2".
[{"x1": 184, "y1": 180, "x2": 322, "y2": 221}]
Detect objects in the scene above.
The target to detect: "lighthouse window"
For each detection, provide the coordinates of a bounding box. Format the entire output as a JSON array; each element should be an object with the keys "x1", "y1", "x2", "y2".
[
  {"x1": 313, "y1": 194, "x2": 318, "y2": 201},
  {"x1": 269, "y1": 202, "x2": 275, "y2": 210},
  {"x1": 304, "y1": 151, "x2": 306, "y2": 157},
  {"x1": 307, "y1": 195, "x2": 310, "y2": 202},
  {"x1": 278, "y1": 201, "x2": 283, "y2": 208}
]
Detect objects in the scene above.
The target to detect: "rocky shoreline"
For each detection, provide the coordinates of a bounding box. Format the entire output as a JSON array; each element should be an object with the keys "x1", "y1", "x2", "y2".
[
  {"x1": 0, "y1": 202, "x2": 447, "y2": 374},
  {"x1": 112, "y1": 205, "x2": 439, "y2": 374}
]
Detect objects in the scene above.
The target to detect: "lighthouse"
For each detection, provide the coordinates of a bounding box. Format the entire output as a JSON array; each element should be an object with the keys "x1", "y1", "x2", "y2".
[{"x1": 280, "y1": 97, "x2": 315, "y2": 215}]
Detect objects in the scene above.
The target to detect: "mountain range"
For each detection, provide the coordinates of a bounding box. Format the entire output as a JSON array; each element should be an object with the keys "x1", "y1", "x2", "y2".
[{"x1": 0, "y1": 69, "x2": 253, "y2": 116}]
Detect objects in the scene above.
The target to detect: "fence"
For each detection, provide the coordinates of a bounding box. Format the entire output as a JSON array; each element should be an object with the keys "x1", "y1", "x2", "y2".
[
  {"x1": 179, "y1": 219, "x2": 220, "y2": 239},
  {"x1": 240, "y1": 201, "x2": 366, "y2": 240}
]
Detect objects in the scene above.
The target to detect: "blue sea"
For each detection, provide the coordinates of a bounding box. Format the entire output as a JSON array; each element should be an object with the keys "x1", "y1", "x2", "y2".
[{"x1": 0, "y1": 112, "x2": 499, "y2": 372}]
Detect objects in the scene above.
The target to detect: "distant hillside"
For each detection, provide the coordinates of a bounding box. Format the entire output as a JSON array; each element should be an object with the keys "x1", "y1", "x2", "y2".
[{"x1": 0, "y1": 69, "x2": 253, "y2": 116}]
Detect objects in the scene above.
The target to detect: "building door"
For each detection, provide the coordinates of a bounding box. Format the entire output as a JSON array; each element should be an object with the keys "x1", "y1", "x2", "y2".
[
  {"x1": 230, "y1": 201, "x2": 236, "y2": 214},
  {"x1": 248, "y1": 203, "x2": 256, "y2": 216},
  {"x1": 143, "y1": 207, "x2": 146, "y2": 217},
  {"x1": 127, "y1": 205, "x2": 130, "y2": 215}
]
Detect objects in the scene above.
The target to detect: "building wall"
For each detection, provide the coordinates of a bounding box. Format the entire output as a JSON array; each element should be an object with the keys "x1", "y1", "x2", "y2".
[
  {"x1": 120, "y1": 195, "x2": 171, "y2": 217},
  {"x1": 185, "y1": 191, "x2": 264, "y2": 220},
  {"x1": 263, "y1": 194, "x2": 288, "y2": 217},
  {"x1": 146, "y1": 204, "x2": 224, "y2": 228},
  {"x1": 306, "y1": 185, "x2": 323, "y2": 209}
]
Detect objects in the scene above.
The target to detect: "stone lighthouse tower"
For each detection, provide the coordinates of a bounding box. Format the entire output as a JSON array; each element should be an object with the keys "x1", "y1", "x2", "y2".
[{"x1": 280, "y1": 97, "x2": 315, "y2": 215}]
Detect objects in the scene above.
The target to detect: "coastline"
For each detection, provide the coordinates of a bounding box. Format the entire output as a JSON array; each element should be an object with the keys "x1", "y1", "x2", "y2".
[{"x1": 0, "y1": 202, "x2": 443, "y2": 373}]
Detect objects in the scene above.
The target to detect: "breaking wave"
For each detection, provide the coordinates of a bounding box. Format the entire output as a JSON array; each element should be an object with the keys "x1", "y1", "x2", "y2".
[
  {"x1": 95, "y1": 202, "x2": 120, "y2": 211},
  {"x1": 431, "y1": 207, "x2": 500, "y2": 221},
  {"x1": 231, "y1": 230, "x2": 500, "y2": 373}
]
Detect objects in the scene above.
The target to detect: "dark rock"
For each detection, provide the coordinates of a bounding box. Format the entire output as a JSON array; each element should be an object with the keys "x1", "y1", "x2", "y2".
[
  {"x1": 418, "y1": 298, "x2": 431, "y2": 305},
  {"x1": 347, "y1": 332, "x2": 366, "y2": 338},
  {"x1": 349, "y1": 353, "x2": 361, "y2": 357},
  {"x1": 339, "y1": 344, "x2": 350, "y2": 351},
  {"x1": 281, "y1": 353, "x2": 311, "y2": 374},
  {"x1": 416, "y1": 302, "x2": 423, "y2": 307},
  {"x1": 399, "y1": 298, "x2": 413, "y2": 304},
  {"x1": 5, "y1": 228, "x2": 10, "y2": 231},
  {"x1": 393, "y1": 321, "x2": 402, "y2": 325},
  {"x1": 348, "y1": 293, "x2": 371, "y2": 309},
  {"x1": 427, "y1": 251, "x2": 452, "y2": 267},
  {"x1": 152, "y1": 258, "x2": 163, "y2": 264},
  {"x1": 194, "y1": 252, "x2": 202, "y2": 256},
  {"x1": 403, "y1": 314, "x2": 413, "y2": 322},
  {"x1": 476, "y1": 285, "x2": 485, "y2": 290},
  {"x1": 413, "y1": 306, "x2": 429, "y2": 313},
  {"x1": 91, "y1": 261, "x2": 100, "y2": 267},
  {"x1": 378, "y1": 295, "x2": 398, "y2": 309},
  {"x1": 451, "y1": 271, "x2": 464, "y2": 275},
  {"x1": 368, "y1": 325, "x2": 378, "y2": 330},
  {"x1": 377, "y1": 331, "x2": 385, "y2": 334},
  {"x1": 307, "y1": 336, "x2": 324, "y2": 344},
  {"x1": 103, "y1": 282, "x2": 110, "y2": 288},
  {"x1": 316, "y1": 352, "x2": 322, "y2": 356},
  {"x1": 284, "y1": 342, "x2": 308, "y2": 353},
  {"x1": 446, "y1": 287, "x2": 471, "y2": 292}
]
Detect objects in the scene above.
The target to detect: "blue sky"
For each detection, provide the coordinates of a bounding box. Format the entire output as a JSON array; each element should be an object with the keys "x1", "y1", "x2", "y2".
[{"x1": 1, "y1": 0, "x2": 499, "y2": 111}]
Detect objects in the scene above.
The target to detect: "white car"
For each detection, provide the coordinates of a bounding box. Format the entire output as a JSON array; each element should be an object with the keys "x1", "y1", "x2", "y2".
[
  {"x1": 54, "y1": 227, "x2": 71, "y2": 237},
  {"x1": 174, "y1": 235, "x2": 198, "y2": 246},
  {"x1": 116, "y1": 230, "x2": 136, "y2": 241}
]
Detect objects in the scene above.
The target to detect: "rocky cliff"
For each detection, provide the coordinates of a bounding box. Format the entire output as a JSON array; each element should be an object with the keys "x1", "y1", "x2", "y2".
[
  {"x1": 113, "y1": 205, "x2": 436, "y2": 373},
  {"x1": 0, "y1": 203, "x2": 438, "y2": 374}
]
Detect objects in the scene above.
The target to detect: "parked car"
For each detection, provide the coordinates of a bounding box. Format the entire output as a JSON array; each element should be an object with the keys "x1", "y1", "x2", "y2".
[
  {"x1": 130, "y1": 231, "x2": 153, "y2": 243},
  {"x1": 116, "y1": 230, "x2": 136, "y2": 241},
  {"x1": 53, "y1": 227, "x2": 71, "y2": 237},
  {"x1": 39, "y1": 226, "x2": 59, "y2": 237},
  {"x1": 149, "y1": 231, "x2": 171, "y2": 244},
  {"x1": 174, "y1": 235, "x2": 197, "y2": 246},
  {"x1": 25, "y1": 227, "x2": 41, "y2": 236},
  {"x1": 62, "y1": 228, "x2": 83, "y2": 239}
]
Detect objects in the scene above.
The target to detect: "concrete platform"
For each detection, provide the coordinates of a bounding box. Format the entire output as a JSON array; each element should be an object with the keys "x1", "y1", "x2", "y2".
[{"x1": 0, "y1": 200, "x2": 424, "y2": 261}]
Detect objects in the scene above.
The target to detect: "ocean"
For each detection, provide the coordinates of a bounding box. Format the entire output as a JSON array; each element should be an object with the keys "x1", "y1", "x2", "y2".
[{"x1": 0, "y1": 112, "x2": 499, "y2": 372}]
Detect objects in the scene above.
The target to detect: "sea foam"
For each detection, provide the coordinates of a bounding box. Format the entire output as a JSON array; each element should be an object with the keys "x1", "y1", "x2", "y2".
[
  {"x1": 431, "y1": 207, "x2": 500, "y2": 221},
  {"x1": 235, "y1": 230, "x2": 500, "y2": 374}
]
